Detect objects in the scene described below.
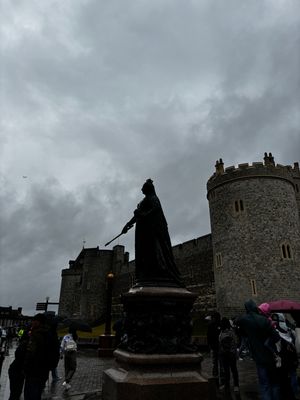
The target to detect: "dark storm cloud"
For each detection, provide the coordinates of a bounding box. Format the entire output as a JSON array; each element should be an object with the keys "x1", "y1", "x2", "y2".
[{"x1": 1, "y1": 0, "x2": 299, "y2": 314}]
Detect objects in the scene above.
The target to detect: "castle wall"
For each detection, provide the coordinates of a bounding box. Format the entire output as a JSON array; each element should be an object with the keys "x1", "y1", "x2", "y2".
[
  {"x1": 173, "y1": 235, "x2": 216, "y2": 314},
  {"x1": 207, "y1": 156, "x2": 300, "y2": 316}
]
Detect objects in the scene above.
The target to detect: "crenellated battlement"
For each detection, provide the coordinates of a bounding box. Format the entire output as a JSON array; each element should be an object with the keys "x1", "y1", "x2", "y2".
[{"x1": 207, "y1": 153, "x2": 297, "y2": 193}]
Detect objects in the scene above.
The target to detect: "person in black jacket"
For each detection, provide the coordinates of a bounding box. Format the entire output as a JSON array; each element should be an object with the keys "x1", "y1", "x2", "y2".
[
  {"x1": 8, "y1": 330, "x2": 29, "y2": 400},
  {"x1": 207, "y1": 311, "x2": 224, "y2": 385},
  {"x1": 23, "y1": 313, "x2": 59, "y2": 400}
]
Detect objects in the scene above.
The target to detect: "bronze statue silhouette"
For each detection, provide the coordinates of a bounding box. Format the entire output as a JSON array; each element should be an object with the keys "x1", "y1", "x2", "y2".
[{"x1": 122, "y1": 179, "x2": 183, "y2": 287}]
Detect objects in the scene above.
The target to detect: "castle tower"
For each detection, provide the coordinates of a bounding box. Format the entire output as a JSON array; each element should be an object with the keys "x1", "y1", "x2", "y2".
[
  {"x1": 207, "y1": 153, "x2": 300, "y2": 316},
  {"x1": 58, "y1": 245, "x2": 130, "y2": 322}
]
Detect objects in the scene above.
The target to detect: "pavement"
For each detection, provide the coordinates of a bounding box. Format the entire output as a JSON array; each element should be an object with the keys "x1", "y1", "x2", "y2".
[{"x1": 0, "y1": 343, "x2": 262, "y2": 400}]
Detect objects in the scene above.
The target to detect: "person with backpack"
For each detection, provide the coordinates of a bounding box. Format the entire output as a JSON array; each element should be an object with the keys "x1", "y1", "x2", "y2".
[
  {"x1": 218, "y1": 317, "x2": 240, "y2": 394},
  {"x1": 60, "y1": 328, "x2": 78, "y2": 391}
]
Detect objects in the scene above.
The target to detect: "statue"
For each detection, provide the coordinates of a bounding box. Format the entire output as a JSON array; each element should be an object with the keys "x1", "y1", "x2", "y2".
[{"x1": 121, "y1": 179, "x2": 183, "y2": 287}]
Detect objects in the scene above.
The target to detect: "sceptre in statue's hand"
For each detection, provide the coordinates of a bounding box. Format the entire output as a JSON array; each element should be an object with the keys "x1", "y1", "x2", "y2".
[{"x1": 105, "y1": 223, "x2": 133, "y2": 247}]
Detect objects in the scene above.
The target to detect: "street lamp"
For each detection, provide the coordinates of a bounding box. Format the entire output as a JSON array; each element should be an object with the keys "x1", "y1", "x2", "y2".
[
  {"x1": 98, "y1": 272, "x2": 115, "y2": 357},
  {"x1": 104, "y1": 272, "x2": 114, "y2": 335}
]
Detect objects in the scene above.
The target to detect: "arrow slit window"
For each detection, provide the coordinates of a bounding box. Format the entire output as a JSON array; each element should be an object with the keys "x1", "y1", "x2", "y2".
[{"x1": 250, "y1": 279, "x2": 257, "y2": 296}]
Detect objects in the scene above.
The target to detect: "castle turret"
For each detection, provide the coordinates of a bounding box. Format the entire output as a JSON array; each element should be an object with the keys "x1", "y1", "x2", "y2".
[{"x1": 207, "y1": 153, "x2": 300, "y2": 316}]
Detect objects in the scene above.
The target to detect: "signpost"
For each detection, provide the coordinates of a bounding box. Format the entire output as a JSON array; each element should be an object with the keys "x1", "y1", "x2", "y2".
[
  {"x1": 36, "y1": 302, "x2": 47, "y2": 311},
  {"x1": 35, "y1": 298, "x2": 59, "y2": 312}
]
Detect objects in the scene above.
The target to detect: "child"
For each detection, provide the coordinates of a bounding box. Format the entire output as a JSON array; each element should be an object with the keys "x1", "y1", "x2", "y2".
[{"x1": 219, "y1": 317, "x2": 239, "y2": 393}]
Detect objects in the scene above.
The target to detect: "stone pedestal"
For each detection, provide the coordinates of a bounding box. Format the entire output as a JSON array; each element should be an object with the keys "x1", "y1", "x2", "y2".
[
  {"x1": 103, "y1": 350, "x2": 213, "y2": 400},
  {"x1": 102, "y1": 286, "x2": 215, "y2": 399}
]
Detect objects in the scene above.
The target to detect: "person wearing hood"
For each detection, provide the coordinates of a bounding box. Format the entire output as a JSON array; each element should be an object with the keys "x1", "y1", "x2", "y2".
[{"x1": 237, "y1": 299, "x2": 281, "y2": 400}]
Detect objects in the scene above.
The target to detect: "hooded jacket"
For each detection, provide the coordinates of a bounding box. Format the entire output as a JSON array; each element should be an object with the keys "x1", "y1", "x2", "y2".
[{"x1": 237, "y1": 299, "x2": 279, "y2": 367}]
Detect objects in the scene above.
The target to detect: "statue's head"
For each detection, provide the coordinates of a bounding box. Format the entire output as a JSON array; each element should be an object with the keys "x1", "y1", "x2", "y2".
[{"x1": 142, "y1": 178, "x2": 156, "y2": 195}]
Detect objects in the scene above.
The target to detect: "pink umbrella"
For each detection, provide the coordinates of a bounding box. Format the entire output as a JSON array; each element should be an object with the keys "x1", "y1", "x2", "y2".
[{"x1": 268, "y1": 300, "x2": 300, "y2": 312}]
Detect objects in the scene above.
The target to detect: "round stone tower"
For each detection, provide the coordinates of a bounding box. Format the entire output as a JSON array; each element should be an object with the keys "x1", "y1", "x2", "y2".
[{"x1": 207, "y1": 153, "x2": 300, "y2": 316}]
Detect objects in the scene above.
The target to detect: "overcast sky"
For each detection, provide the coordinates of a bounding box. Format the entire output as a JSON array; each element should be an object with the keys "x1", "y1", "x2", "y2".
[{"x1": 1, "y1": 0, "x2": 299, "y2": 316}]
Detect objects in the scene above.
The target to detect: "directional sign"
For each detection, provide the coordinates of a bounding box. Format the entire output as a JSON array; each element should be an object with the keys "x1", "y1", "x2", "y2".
[{"x1": 36, "y1": 302, "x2": 47, "y2": 311}]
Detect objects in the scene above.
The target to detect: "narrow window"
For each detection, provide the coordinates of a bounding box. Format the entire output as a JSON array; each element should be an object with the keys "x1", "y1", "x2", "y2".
[
  {"x1": 287, "y1": 245, "x2": 291, "y2": 259},
  {"x1": 215, "y1": 252, "x2": 223, "y2": 268},
  {"x1": 240, "y1": 200, "x2": 244, "y2": 211},
  {"x1": 282, "y1": 244, "x2": 287, "y2": 258},
  {"x1": 281, "y1": 242, "x2": 293, "y2": 259},
  {"x1": 296, "y1": 184, "x2": 299, "y2": 192},
  {"x1": 235, "y1": 201, "x2": 239, "y2": 212},
  {"x1": 234, "y1": 199, "x2": 245, "y2": 214},
  {"x1": 250, "y1": 279, "x2": 257, "y2": 296}
]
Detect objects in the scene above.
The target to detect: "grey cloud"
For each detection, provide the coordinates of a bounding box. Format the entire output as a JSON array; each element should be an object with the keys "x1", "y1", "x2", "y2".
[{"x1": 1, "y1": 0, "x2": 299, "y2": 314}]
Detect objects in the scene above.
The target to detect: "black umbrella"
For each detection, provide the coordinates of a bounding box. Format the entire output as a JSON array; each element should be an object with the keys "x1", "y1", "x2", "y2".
[{"x1": 62, "y1": 318, "x2": 92, "y2": 332}]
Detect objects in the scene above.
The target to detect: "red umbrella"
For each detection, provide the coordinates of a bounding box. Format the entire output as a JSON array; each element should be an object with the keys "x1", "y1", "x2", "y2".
[{"x1": 268, "y1": 300, "x2": 300, "y2": 312}]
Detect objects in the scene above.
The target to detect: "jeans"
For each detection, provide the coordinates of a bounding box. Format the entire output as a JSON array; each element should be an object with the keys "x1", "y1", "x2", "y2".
[
  {"x1": 211, "y1": 349, "x2": 225, "y2": 385},
  {"x1": 220, "y1": 352, "x2": 239, "y2": 388},
  {"x1": 64, "y1": 351, "x2": 77, "y2": 383},
  {"x1": 256, "y1": 365, "x2": 280, "y2": 400}
]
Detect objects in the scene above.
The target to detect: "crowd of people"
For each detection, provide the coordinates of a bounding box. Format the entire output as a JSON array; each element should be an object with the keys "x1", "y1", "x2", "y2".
[
  {"x1": 207, "y1": 299, "x2": 300, "y2": 399},
  {"x1": 1, "y1": 300, "x2": 300, "y2": 399},
  {"x1": 0, "y1": 313, "x2": 78, "y2": 400}
]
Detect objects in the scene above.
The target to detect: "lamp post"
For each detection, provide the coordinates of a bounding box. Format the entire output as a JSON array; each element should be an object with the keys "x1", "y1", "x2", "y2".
[
  {"x1": 98, "y1": 272, "x2": 115, "y2": 357},
  {"x1": 104, "y1": 272, "x2": 114, "y2": 335}
]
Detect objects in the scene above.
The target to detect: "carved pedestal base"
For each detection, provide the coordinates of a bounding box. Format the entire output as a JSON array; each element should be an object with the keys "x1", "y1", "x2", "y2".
[
  {"x1": 103, "y1": 350, "x2": 213, "y2": 400},
  {"x1": 102, "y1": 286, "x2": 215, "y2": 399},
  {"x1": 119, "y1": 286, "x2": 198, "y2": 354}
]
